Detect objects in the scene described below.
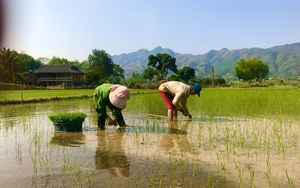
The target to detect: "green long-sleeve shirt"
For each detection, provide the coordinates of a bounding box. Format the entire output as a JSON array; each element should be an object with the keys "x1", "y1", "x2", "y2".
[{"x1": 93, "y1": 83, "x2": 122, "y2": 119}]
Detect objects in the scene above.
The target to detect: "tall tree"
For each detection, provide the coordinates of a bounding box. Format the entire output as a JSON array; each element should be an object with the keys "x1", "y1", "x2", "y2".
[
  {"x1": 17, "y1": 53, "x2": 42, "y2": 71},
  {"x1": 75, "y1": 60, "x2": 89, "y2": 72},
  {"x1": 148, "y1": 53, "x2": 178, "y2": 80},
  {"x1": 234, "y1": 57, "x2": 269, "y2": 81},
  {"x1": 125, "y1": 72, "x2": 146, "y2": 88},
  {"x1": 0, "y1": 47, "x2": 19, "y2": 83},
  {"x1": 167, "y1": 74, "x2": 180, "y2": 81},
  {"x1": 108, "y1": 64, "x2": 125, "y2": 84},
  {"x1": 85, "y1": 49, "x2": 114, "y2": 85},
  {"x1": 142, "y1": 66, "x2": 158, "y2": 83},
  {"x1": 48, "y1": 56, "x2": 72, "y2": 65},
  {"x1": 177, "y1": 66, "x2": 195, "y2": 83},
  {"x1": 16, "y1": 53, "x2": 42, "y2": 84}
]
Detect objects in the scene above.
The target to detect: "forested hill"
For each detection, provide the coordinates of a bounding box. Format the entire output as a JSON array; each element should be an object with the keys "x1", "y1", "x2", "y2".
[{"x1": 111, "y1": 43, "x2": 300, "y2": 80}]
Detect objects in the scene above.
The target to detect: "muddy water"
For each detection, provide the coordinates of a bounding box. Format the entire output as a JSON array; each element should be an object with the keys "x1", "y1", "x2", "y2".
[{"x1": 0, "y1": 99, "x2": 299, "y2": 187}]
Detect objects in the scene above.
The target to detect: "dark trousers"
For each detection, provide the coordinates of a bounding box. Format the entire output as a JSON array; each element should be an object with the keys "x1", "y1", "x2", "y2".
[
  {"x1": 97, "y1": 116, "x2": 106, "y2": 130},
  {"x1": 97, "y1": 114, "x2": 126, "y2": 130}
]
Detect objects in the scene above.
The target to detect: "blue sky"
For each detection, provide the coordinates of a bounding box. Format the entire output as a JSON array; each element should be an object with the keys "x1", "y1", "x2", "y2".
[{"x1": 2, "y1": 0, "x2": 300, "y2": 61}]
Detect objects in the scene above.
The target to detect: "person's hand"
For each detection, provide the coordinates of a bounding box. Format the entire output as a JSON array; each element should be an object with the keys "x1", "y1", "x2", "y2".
[
  {"x1": 111, "y1": 118, "x2": 118, "y2": 126},
  {"x1": 188, "y1": 114, "x2": 192, "y2": 119},
  {"x1": 182, "y1": 111, "x2": 188, "y2": 116},
  {"x1": 107, "y1": 117, "x2": 117, "y2": 125}
]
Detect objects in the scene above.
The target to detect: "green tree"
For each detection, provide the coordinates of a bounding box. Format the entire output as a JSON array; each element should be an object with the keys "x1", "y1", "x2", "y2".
[
  {"x1": 108, "y1": 64, "x2": 125, "y2": 84},
  {"x1": 85, "y1": 49, "x2": 114, "y2": 85},
  {"x1": 125, "y1": 72, "x2": 146, "y2": 88},
  {"x1": 142, "y1": 66, "x2": 158, "y2": 83},
  {"x1": 77, "y1": 60, "x2": 89, "y2": 71},
  {"x1": 72, "y1": 59, "x2": 87, "y2": 71},
  {"x1": 234, "y1": 57, "x2": 269, "y2": 81},
  {"x1": 177, "y1": 66, "x2": 195, "y2": 83},
  {"x1": 48, "y1": 56, "x2": 72, "y2": 65},
  {"x1": 167, "y1": 74, "x2": 180, "y2": 81},
  {"x1": 148, "y1": 53, "x2": 178, "y2": 80},
  {"x1": 17, "y1": 53, "x2": 42, "y2": 71},
  {"x1": 16, "y1": 53, "x2": 42, "y2": 84},
  {"x1": 36, "y1": 57, "x2": 50, "y2": 64},
  {"x1": 0, "y1": 47, "x2": 19, "y2": 83}
]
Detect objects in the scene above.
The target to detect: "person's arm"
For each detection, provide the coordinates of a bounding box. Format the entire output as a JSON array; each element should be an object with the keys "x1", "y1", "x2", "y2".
[
  {"x1": 172, "y1": 92, "x2": 185, "y2": 112},
  {"x1": 112, "y1": 109, "x2": 126, "y2": 126},
  {"x1": 180, "y1": 97, "x2": 192, "y2": 119},
  {"x1": 180, "y1": 97, "x2": 189, "y2": 116},
  {"x1": 173, "y1": 93, "x2": 191, "y2": 117}
]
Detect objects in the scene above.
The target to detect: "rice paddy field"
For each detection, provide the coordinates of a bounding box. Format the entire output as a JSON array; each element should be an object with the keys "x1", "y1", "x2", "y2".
[{"x1": 0, "y1": 86, "x2": 299, "y2": 187}]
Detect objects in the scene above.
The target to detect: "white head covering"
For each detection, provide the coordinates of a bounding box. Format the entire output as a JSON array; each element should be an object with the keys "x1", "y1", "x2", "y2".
[{"x1": 109, "y1": 85, "x2": 130, "y2": 109}]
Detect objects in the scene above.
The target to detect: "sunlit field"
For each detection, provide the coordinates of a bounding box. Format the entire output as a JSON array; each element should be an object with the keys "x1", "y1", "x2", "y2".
[
  {"x1": 0, "y1": 88, "x2": 155, "y2": 102},
  {"x1": 0, "y1": 87, "x2": 299, "y2": 187}
]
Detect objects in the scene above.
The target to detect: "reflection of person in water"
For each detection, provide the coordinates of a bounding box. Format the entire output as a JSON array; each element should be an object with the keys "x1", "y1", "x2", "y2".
[
  {"x1": 94, "y1": 131, "x2": 130, "y2": 177},
  {"x1": 160, "y1": 120, "x2": 191, "y2": 154}
]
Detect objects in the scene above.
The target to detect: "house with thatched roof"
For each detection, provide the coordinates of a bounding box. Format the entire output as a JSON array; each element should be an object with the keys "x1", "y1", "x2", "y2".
[{"x1": 29, "y1": 65, "x2": 84, "y2": 87}]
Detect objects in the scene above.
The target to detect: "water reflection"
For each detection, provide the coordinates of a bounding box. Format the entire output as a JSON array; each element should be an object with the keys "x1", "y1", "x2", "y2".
[
  {"x1": 50, "y1": 131, "x2": 85, "y2": 147},
  {"x1": 1, "y1": 99, "x2": 298, "y2": 187},
  {"x1": 192, "y1": 116, "x2": 239, "y2": 123},
  {"x1": 118, "y1": 122, "x2": 188, "y2": 135},
  {"x1": 160, "y1": 120, "x2": 191, "y2": 154},
  {"x1": 94, "y1": 130, "x2": 130, "y2": 177},
  {"x1": 0, "y1": 103, "x2": 35, "y2": 118}
]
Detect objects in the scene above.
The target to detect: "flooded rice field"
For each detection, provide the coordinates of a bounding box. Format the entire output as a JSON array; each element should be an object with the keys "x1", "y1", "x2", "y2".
[{"x1": 0, "y1": 98, "x2": 300, "y2": 188}]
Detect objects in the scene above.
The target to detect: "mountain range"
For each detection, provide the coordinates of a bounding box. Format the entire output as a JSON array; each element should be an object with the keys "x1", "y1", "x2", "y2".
[{"x1": 111, "y1": 42, "x2": 300, "y2": 80}]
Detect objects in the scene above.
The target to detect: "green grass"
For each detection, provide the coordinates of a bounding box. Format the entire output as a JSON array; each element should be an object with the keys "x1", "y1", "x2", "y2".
[
  {"x1": 0, "y1": 88, "x2": 156, "y2": 102},
  {"x1": 127, "y1": 86, "x2": 300, "y2": 118},
  {"x1": 189, "y1": 87, "x2": 300, "y2": 117},
  {"x1": 1, "y1": 86, "x2": 299, "y2": 117},
  {"x1": 0, "y1": 89, "x2": 93, "y2": 101}
]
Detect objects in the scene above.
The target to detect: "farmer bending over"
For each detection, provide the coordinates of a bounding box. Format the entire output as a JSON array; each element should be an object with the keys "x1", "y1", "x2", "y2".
[
  {"x1": 93, "y1": 83, "x2": 130, "y2": 129},
  {"x1": 158, "y1": 81, "x2": 202, "y2": 120}
]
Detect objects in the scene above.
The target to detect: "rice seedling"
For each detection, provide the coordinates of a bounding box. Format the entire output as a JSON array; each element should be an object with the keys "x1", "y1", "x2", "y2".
[
  {"x1": 207, "y1": 172, "x2": 212, "y2": 188},
  {"x1": 69, "y1": 161, "x2": 83, "y2": 186},
  {"x1": 39, "y1": 154, "x2": 50, "y2": 177},
  {"x1": 286, "y1": 170, "x2": 294, "y2": 188},
  {"x1": 235, "y1": 164, "x2": 244, "y2": 188},
  {"x1": 215, "y1": 151, "x2": 227, "y2": 180},
  {"x1": 86, "y1": 170, "x2": 92, "y2": 187},
  {"x1": 248, "y1": 167, "x2": 255, "y2": 188},
  {"x1": 15, "y1": 142, "x2": 22, "y2": 165},
  {"x1": 264, "y1": 158, "x2": 272, "y2": 186},
  {"x1": 158, "y1": 168, "x2": 164, "y2": 186}
]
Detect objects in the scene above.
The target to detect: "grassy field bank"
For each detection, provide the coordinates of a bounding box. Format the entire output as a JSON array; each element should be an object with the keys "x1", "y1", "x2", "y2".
[
  {"x1": 1, "y1": 86, "x2": 299, "y2": 117},
  {"x1": 124, "y1": 86, "x2": 300, "y2": 118},
  {"x1": 196, "y1": 87, "x2": 300, "y2": 117},
  {"x1": 0, "y1": 89, "x2": 156, "y2": 103}
]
